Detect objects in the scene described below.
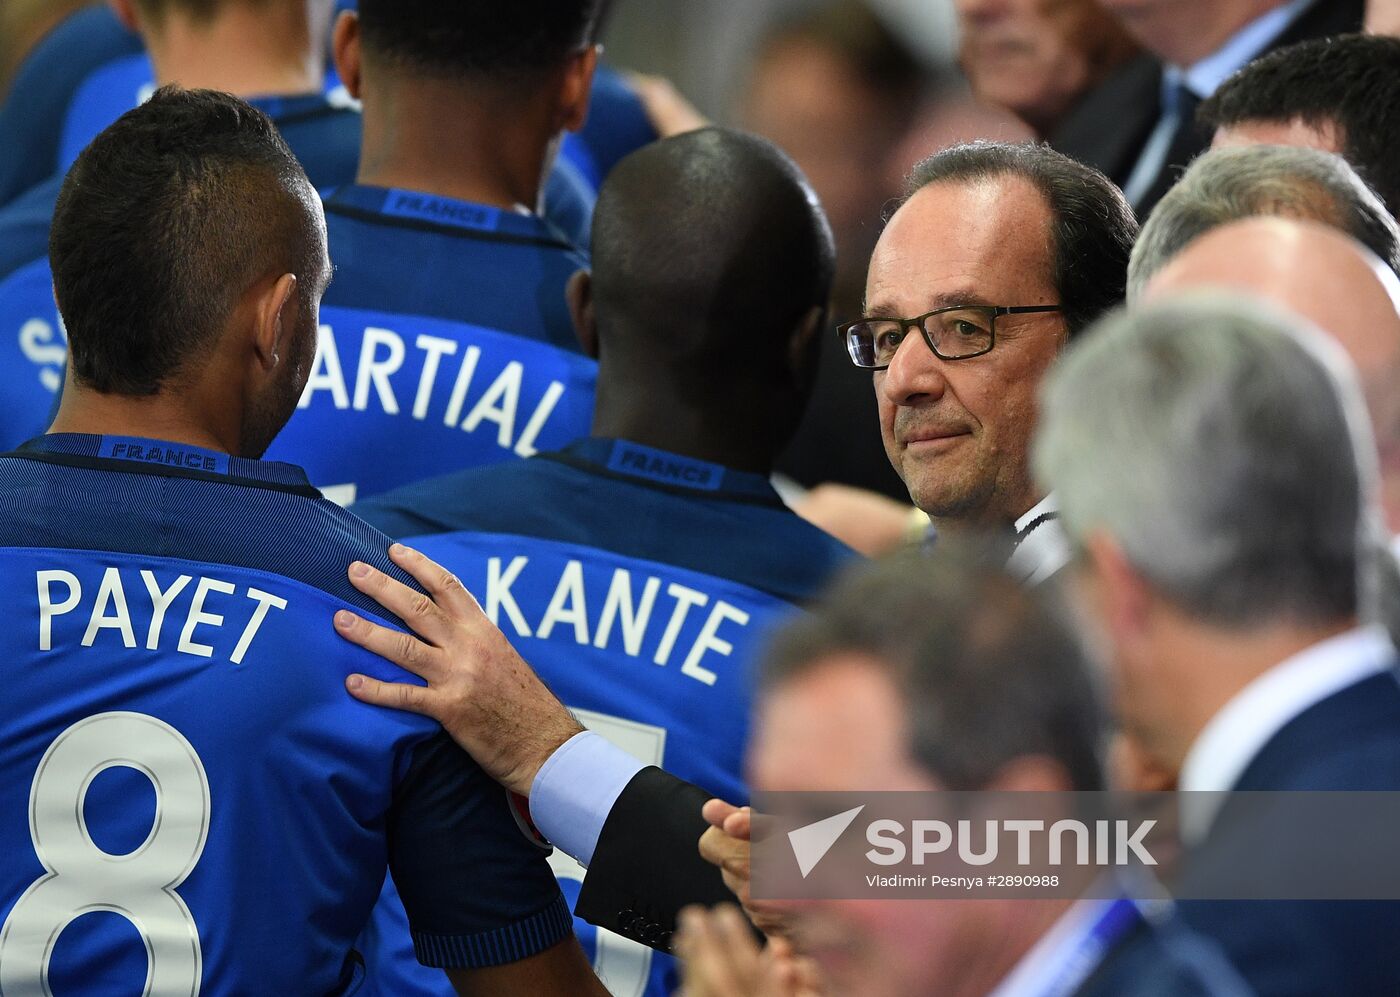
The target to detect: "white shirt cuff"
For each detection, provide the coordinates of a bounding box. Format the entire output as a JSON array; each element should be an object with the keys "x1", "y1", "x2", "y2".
[{"x1": 530, "y1": 730, "x2": 646, "y2": 867}]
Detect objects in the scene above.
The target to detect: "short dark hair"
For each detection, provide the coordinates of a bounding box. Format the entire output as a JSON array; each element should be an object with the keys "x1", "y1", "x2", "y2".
[
  {"x1": 591, "y1": 127, "x2": 835, "y2": 408},
  {"x1": 1199, "y1": 34, "x2": 1400, "y2": 216},
  {"x1": 357, "y1": 0, "x2": 601, "y2": 81},
  {"x1": 50, "y1": 86, "x2": 313, "y2": 396},
  {"x1": 761, "y1": 544, "x2": 1105, "y2": 792},
  {"x1": 903, "y1": 142, "x2": 1138, "y2": 338}
]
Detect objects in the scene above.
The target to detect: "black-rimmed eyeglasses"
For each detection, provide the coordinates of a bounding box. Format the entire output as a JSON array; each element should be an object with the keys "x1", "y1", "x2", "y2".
[{"x1": 839, "y1": 304, "x2": 1063, "y2": 369}]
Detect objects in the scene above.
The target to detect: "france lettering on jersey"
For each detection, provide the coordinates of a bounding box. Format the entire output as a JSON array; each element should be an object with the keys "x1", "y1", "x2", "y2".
[
  {"x1": 264, "y1": 185, "x2": 597, "y2": 504},
  {"x1": 352, "y1": 437, "x2": 859, "y2": 997},
  {"x1": 0, "y1": 434, "x2": 573, "y2": 994},
  {"x1": 0, "y1": 5, "x2": 141, "y2": 208}
]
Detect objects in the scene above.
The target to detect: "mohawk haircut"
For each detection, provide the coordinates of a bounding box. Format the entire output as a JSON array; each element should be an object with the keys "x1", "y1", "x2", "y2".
[{"x1": 50, "y1": 86, "x2": 312, "y2": 396}]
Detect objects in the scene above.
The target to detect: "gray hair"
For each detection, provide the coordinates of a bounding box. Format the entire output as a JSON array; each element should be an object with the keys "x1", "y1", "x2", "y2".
[
  {"x1": 1127, "y1": 145, "x2": 1400, "y2": 300},
  {"x1": 761, "y1": 542, "x2": 1106, "y2": 791},
  {"x1": 1033, "y1": 293, "x2": 1378, "y2": 628}
]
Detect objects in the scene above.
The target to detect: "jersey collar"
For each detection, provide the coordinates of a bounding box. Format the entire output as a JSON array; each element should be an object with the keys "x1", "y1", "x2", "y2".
[
  {"x1": 324, "y1": 184, "x2": 575, "y2": 248},
  {"x1": 553, "y1": 437, "x2": 786, "y2": 507},
  {"x1": 13, "y1": 434, "x2": 319, "y2": 495}
]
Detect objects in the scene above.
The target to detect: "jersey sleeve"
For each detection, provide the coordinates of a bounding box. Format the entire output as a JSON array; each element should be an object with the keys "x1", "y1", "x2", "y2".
[{"x1": 388, "y1": 730, "x2": 573, "y2": 968}]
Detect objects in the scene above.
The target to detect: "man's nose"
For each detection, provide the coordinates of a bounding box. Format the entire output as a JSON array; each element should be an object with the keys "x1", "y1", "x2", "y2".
[{"x1": 879, "y1": 332, "x2": 950, "y2": 408}]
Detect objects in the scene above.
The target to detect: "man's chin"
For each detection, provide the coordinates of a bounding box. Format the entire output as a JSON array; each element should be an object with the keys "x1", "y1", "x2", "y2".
[{"x1": 904, "y1": 476, "x2": 990, "y2": 523}]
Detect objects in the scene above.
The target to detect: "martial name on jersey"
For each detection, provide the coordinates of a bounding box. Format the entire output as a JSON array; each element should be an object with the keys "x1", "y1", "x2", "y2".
[{"x1": 301, "y1": 315, "x2": 574, "y2": 458}]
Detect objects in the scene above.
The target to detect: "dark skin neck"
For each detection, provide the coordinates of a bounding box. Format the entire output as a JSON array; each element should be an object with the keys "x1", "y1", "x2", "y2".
[
  {"x1": 591, "y1": 373, "x2": 791, "y2": 477},
  {"x1": 356, "y1": 72, "x2": 557, "y2": 211}
]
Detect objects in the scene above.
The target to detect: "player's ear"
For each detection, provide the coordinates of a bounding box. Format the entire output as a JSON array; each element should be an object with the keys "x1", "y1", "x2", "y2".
[
  {"x1": 558, "y1": 44, "x2": 600, "y2": 133},
  {"x1": 252, "y1": 273, "x2": 300, "y2": 373},
  {"x1": 108, "y1": 0, "x2": 140, "y2": 33},
  {"x1": 567, "y1": 269, "x2": 598, "y2": 359},
  {"x1": 332, "y1": 10, "x2": 363, "y2": 101}
]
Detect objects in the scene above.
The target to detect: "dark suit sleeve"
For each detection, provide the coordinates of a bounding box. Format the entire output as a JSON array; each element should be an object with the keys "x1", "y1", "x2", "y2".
[{"x1": 574, "y1": 766, "x2": 734, "y2": 950}]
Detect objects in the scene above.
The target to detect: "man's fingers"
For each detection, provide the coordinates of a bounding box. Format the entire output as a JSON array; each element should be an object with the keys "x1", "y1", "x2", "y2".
[
  {"x1": 347, "y1": 560, "x2": 454, "y2": 647},
  {"x1": 722, "y1": 806, "x2": 752, "y2": 841},
  {"x1": 715, "y1": 905, "x2": 755, "y2": 948},
  {"x1": 334, "y1": 609, "x2": 445, "y2": 682},
  {"x1": 698, "y1": 826, "x2": 726, "y2": 868},
  {"x1": 677, "y1": 907, "x2": 747, "y2": 996},
  {"x1": 700, "y1": 825, "x2": 750, "y2": 878},
  {"x1": 703, "y1": 798, "x2": 741, "y2": 828},
  {"x1": 345, "y1": 672, "x2": 437, "y2": 717},
  {"x1": 388, "y1": 543, "x2": 481, "y2": 621}
]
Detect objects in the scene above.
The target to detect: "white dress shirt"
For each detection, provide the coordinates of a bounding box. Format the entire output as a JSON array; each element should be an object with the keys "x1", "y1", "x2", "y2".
[
  {"x1": 530, "y1": 730, "x2": 645, "y2": 866},
  {"x1": 1008, "y1": 493, "x2": 1071, "y2": 587},
  {"x1": 1178, "y1": 624, "x2": 1397, "y2": 841},
  {"x1": 986, "y1": 894, "x2": 1172, "y2": 997},
  {"x1": 987, "y1": 897, "x2": 1119, "y2": 997}
]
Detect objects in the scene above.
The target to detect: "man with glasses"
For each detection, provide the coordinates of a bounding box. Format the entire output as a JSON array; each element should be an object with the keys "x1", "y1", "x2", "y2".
[
  {"x1": 840, "y1": 141, "x2": 1137, "y2": 582},
  {"x1": 347, "y1": 126, "x2": 858, "y2": 995},
  {"x1": 331, "y1": 141, "x2": 1141, "y2": 966}
]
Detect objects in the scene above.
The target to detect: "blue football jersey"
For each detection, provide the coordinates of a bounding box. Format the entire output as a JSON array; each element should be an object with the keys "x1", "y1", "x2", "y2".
[
  {"x1": 352, "y1": 437, "x2": 859, "y2": 997},
  {"x1": 0, "y1": 254, "x2": 64, "y2": 448},
  {"x1": 56, "y1": 62, "x2": 363, "y2": 192},
  {"x1": 0, "y1": 433, "x2": 572, "y2": 994},
  {"x1": 0, "y1": 6, "x2": 141, "y2": 208},
  {"x1": 52, "y1": 51, "x2": 598, "y2": 248},
  {"x1": 264, "y1": 185, "x2": 597, "y2": 504}
]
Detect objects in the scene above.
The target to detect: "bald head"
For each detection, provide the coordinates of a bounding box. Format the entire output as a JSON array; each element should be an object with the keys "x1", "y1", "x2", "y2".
[
  {"x1": 1145, "y1": 217, "x2": 1400, "y2": 529},
  {"x1": 590, "y1": 126, "x2": 834, "y2": 402}
]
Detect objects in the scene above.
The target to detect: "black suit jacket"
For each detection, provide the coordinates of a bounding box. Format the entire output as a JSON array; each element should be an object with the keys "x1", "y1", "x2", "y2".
[
  {"x1": 574, "y1": 766, "x2": 733, "y2": 950},
  {"x1": 1050, "y1": 0, "x2": 1364, "y2": 217},
  {"x1": 1178, "y1": 667, "x2": 1400, "y2": 997}
]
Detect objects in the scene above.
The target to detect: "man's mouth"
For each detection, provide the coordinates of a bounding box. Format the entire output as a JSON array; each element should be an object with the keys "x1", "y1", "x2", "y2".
[{"x1": 901, "y1": 427, "x2": 972, "y2": 449}]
